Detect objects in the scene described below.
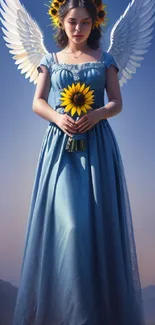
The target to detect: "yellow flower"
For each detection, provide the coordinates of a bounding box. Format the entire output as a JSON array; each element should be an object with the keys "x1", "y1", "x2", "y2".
[
  {"x1": 52, "y1": 16, "x2": 60, "y2": 28},
  {"x1": 93, "y1": 4, "x2": 108, "y2": 29},
  {"x1": 52, "y1": 1, "x2": 60, "y2": 9},
  {"x1": 48, "y1": 7, "x2": 59, "y2": 28},
  {"x1": 60, "y1": 82, "x2": 95, "y2": 116},
  {"x1": 48, "y1": 0, "x2": 66, "y2": 28},
  {"x1": 48, "y1": 7, "x2": 57, "y2": 16}
]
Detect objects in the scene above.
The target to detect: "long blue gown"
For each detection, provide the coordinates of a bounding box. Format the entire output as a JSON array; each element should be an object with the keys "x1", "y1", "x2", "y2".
[{"x1": 12, "y1": 50, "x2": 145, "y2": 325}]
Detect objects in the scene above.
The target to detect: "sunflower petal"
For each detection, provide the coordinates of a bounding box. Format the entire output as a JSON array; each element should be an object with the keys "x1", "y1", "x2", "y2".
[
  {"x1": 87, "y1": 96, "x2": 94, "y2": 100},
  {"x1": 85, "y1": 97, "x2": 93, "y2": 103},
  {"x1": 79, "y1": 83, "x2": 85, "y2": 92},
  {"x1": 75, "y1": 82, "x2": 81, "y2": 92},
  {"x1": 71, "y1": 106, "x2": 77, "y2": 116},
  {"x1": 82, "y1": 85, "x2": 90, "y2": 95},
  {"x1": 85, "y1": 97, "x2": 94, "y2": 103},
  {"x1": 60, "y1": 93, "x2": 72, "y2": 98},
  {"x1": 84, "y1": 104, "x2": 92, "y2": 109},
  {"x1": 85, "y1": 100, "x2": 94, "y2": 105},
  {"x1": 65, "y1": 103, "x2": 74, "y2": 110},
  {"x1": 71, "y1": 83, "x2": 76, "y2": 92},
  {"x1": 60, "y1": 96, "x2": 72, "y2": 101},
  {"x1": 60, "y1": 99, "x2": 71, "y2": 106},
  {"x1": 85, "y1": 99, "x2": 94, "y2": 105},
  {"x1": 77, "y1": 107, "x2": 82, "y2": 116},
  {"x1": 63, "y1": 88, "x2": 72, "y2": 96},
  {"x1": 81, "y1": 106, "x2": 87, "y2": 113},
  {"x1": 64, "y1": 105, "x2": 72, "y2": 112},
  {"x1": 68, "y1": 85, "x2": 74, "y2": 93},
  {"x1": 85, "y1": 95, "x2": 94, "y2": 101},
  {"x1": 85, "y1": 90, "x2": 94, "y2": 98},
  {"x1": 63, "y1": 88, "x2": 68, "y2": 93}
]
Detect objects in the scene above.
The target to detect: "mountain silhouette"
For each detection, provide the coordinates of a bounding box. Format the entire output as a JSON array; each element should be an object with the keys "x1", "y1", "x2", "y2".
[
  {"x1": 0, "y1": 278, "x2": 155, "y2": 325},
  {"x1": 0, "y1": 279, "x2": 17, "y2": 325},
  {"x1": 142, "y1": 285, "x2": 155, "y2": 323}
]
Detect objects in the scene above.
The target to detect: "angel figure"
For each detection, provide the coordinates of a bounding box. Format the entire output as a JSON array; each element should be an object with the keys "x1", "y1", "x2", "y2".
[{"x1": 1, "y1": 0, "x2": 155, "y2": 324}]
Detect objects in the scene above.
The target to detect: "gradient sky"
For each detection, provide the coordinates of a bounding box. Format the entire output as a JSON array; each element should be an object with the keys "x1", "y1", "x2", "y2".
[{"x1": 0, "y1": 0, "x2": 155, "y2": 289}]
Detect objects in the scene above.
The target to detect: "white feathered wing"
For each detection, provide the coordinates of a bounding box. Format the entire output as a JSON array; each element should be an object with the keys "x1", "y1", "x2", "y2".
[
  {"x1": 106, "y1": 0, "x2": 155, "y2": 87},
  {"x1": 1, "y1": 0, "x2": 155, "y2": 87},
  {"x1": 0, "y1": 0, "x2": 49, "y2": 85}
]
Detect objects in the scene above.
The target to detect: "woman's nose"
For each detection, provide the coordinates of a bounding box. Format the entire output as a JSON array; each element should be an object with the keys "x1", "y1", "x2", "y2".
[{"x1": 75, "y1": 24, "x2": 81, "y2": 32}]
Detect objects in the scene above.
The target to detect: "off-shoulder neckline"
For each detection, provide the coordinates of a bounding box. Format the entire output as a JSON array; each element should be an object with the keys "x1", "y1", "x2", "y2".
[{"x1": 49, "y1": 51, "x2": 105, "y2": 67}]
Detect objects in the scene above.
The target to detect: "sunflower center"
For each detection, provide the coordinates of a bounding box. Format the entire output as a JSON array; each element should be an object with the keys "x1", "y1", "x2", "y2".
[
  {"x1": 72, "y1": 92, "x2": 85, "y2": 106},
  {"x1": 51, "y1": 8, "x2": 57, "y2": 15},
  {"x1": 53, "y1": 1, "x2": 60, "y2": 9},
  {"x1": 98, "y1": 10, "x2": 105, "y2": 19}
]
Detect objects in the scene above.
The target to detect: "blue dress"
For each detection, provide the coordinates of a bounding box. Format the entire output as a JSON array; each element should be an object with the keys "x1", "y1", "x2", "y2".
[{"x1": 12, "y1": 51, "x2": 145, "y2": 325}]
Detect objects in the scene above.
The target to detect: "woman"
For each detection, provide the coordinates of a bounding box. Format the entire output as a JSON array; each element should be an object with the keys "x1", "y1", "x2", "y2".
[{"x1": 12, "y1": 0, "x2": 145, "y2": 324}]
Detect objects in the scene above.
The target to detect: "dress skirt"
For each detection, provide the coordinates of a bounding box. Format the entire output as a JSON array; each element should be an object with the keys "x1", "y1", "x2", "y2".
[{"x1": 12, "y1": 118, "x2": 145, "y2": 325}]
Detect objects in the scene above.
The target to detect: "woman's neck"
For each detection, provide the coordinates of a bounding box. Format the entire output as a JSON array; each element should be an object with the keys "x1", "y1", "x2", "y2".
[{"x1": 64, "y1": 41, "x2": 90, "y2": 53}]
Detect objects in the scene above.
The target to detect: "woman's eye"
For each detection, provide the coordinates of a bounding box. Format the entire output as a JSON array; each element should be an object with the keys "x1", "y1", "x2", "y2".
[{"x1": 68, "y1": 21, "x2": 90, "y2": 25}]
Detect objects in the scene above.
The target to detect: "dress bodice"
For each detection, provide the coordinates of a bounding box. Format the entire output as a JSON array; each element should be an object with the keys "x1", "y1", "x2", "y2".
[{"x1": 37, "y1": 51, "x2": 119, "y2": 115}]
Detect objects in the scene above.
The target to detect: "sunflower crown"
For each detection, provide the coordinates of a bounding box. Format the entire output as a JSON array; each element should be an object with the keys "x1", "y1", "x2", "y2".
[{"x1": 47, "y1": 0, "x2": 108, "y2": 29}]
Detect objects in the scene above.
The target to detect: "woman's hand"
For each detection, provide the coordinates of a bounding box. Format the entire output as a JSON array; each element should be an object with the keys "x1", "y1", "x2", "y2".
[
  {"x1": 55, "y1": 113, "x2": 78, "y2": 137},
  {"x1": 75, "y1": 109, "x2": 101, "y2": 133}
]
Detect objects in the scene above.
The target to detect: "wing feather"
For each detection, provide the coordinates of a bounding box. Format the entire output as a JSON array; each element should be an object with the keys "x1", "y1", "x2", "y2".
[
  {"x1": 106, "y1": 0, "x2": 155, "y2": 87},
  {"x1": 0, "y1": 0, "x2": 49, "y2": 84}
]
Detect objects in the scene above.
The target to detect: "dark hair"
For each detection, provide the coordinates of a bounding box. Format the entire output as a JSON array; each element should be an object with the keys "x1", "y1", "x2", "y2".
[{"x1": 53, "y1": 0, "x2": 103, "y2": 49}]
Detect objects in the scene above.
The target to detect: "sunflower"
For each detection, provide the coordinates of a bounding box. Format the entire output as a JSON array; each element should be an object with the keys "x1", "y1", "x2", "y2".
[
  {"x1": 52, "y1": 1, "x2": 60, "y2": 9},
  {"x1": 52, "y1": 15, "x2": 60, "y2": 28},
  {"x1": 93, "y1": 4, "x2": 108, "y2": 29},
  {"x1": 48, "y1": 7, "x2": 59, "y2": 28},
  {"x1": 60, "y1": 82, "x2": 95, "y2": 116},
  {"x1": 48, "y1": 0, "x2": 66, "y2": 28}
]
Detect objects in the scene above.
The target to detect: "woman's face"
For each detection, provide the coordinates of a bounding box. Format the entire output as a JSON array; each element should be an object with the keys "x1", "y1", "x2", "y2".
[{"x1": 62, "y1": 7, "x2": 93, "y2": 44}]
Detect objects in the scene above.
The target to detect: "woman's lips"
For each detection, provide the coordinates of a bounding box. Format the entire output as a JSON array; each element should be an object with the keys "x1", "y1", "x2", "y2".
[{"x1": 73, "y1": 35, "x2": 84, "y2": 37}]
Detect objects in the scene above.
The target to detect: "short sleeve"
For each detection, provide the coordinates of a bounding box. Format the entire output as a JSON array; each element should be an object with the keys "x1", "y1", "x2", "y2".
[
  {"x1": 105, "y1": 52, "x2": 119, "y2": 74},
  {"x1": 37, "y1": 53, "x2": 52, "y2": 75}
]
